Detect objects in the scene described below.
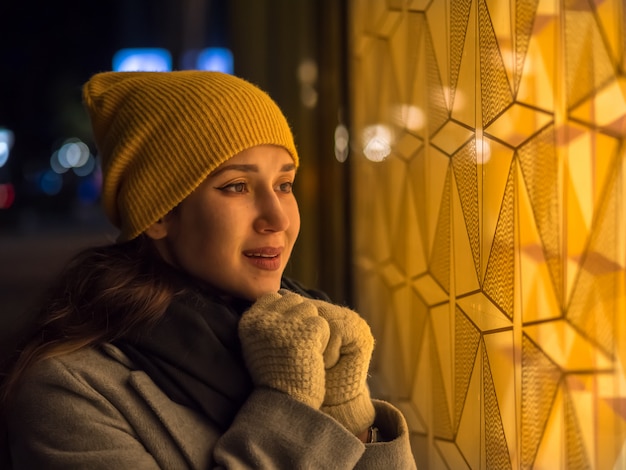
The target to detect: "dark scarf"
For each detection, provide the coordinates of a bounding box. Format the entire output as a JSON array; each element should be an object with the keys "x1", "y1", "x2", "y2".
[{"x1": 113, "y1": 277, "x2": 329, "y2": 432}]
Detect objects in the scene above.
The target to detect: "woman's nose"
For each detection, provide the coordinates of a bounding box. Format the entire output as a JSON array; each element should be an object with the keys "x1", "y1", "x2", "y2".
[{"x1": 253, "y1": 189, "x2": 290, "y2": 233}]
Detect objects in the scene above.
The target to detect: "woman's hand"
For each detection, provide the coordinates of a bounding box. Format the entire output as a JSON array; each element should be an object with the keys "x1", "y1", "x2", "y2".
[
  {"x1": 312, "y1": 300, "x2": 376, "y2": 436},
  {"x1": 239, "y1": 291, "x2": 330, "y2": 409}
]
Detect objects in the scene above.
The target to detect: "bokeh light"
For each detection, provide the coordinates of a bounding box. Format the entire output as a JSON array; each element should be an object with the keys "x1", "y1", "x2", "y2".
[
  {"x1": 77, "y1": 177, "x2": 100, "y2": 204},
  {"x1": 51, "y1": 138, "x2": 95, "y2": 175},
  {"x1": 476, "y1": 137, "x2": 492, "y2": 164},
  {"x1": 0, "y1": 128, "x2": 15, "y2": 168},
  {"x1": 196, "y1": 47, "x2": 234, "y2": 74},
  {"x1": 334, "y1": 124, "x2": 349, "y2": 162},
  {"x1": 297, "y1": 59, "x2": 318, "y2": 109},
  {"x1": 0, "y1": 183, "x2": 15, "y2": 209},
  {"x1": 393, "y1": 104, "x2": 425, "y2": 132},
  {"x1": 362, "y1": 124, "x2": 393, "y2": 162},
  {"x1": 39, "y1": 170, "x2": 63, "y2": 195},
  {"x1": 113, "y1": 48, "x2": 172, "y2": 72}
]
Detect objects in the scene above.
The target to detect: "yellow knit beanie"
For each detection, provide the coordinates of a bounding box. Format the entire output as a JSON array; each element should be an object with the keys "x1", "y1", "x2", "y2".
[{"x1": 82, "y1": 71, "x2": 299, "y2": 241}]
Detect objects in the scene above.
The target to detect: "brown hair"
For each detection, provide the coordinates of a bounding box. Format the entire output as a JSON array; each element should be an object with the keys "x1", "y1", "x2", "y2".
[{"x1": 0, "y1": 235, "x2": 185, "y2": 407}]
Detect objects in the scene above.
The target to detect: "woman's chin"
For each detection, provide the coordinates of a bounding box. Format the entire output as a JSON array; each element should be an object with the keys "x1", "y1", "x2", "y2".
[{"x1": 228, "y1": 279, "x2": 281, "y2": 302}]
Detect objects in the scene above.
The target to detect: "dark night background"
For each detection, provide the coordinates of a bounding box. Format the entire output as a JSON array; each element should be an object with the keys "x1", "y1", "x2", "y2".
[
  {"x1": 0, "y1": 0, "x2": 231, "y2": 233},
  {"x1": 0, "y1": 0, "x2": 235, "y2": 356}
]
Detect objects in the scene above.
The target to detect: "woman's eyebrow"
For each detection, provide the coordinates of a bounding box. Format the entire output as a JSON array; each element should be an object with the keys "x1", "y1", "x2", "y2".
[
  {"x1": 210, "y1": 164, "x2": 258, "y2": 177},
  {"x1": 211, "y1": 163, "x2": 296, "y2": 178}
]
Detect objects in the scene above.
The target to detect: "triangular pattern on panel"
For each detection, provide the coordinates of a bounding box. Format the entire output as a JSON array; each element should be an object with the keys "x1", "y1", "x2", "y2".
[
  {"x1": 454, "y1": 306, "x2": 481, "y2": 431},
  {"x1": 391, "y1": 167, "x2": 427, "y2": 278},
  {"x1": 452, "y1": 139, "x2": 481, "y2": 279},
  {"x1": 408, "y1": 16, "x2": 430, "y2": 140},
  {"x1": 482, "y1": 343, "x2": 513, "y2": 470},
  {"x1": 388, "y1": 10, "x2": 411, "y2": 103},
  {"x1": 380, "y1": 157, "x2": 410, "y2": 247},
  {"x1": 427, "y1": 148, "x2": 454, "y2": 258},
  {"x1": 430, "y1": 164, "x2": 452, "y2": 294},
  {"x1": 567, "y1": 267, "x2": 617, "y2": 358},
  {"x1": 379, "y1": 282, "x2": 410, "y2": 395},
  {"x1": 449, "y1": 0, "x2": 472, "y2": 111},
  {"x1": 515, "y1": 0, "x2": 558, "y2": 112},
  {"x1": 431, "y1": 304, "x2": 454, "y2": 418},
  {"x1": 452, "y1": 174, "x2": 481, "y2": 295},
  {"x1": 567, "y1": 151, "x2": 623, "y2": 357},
  {"x1": 594, "y1": 0, "x2": 623, "y2": 66},
  {"x1": 455, "y1": 345, "x2": 482, "y2": 469},
  {"x1": 451, "y1": 1, "x2": 478, "y2": 128},
  {"x1": 482, "y1": 331, "x2": 517, "y2": 467},
  {"x1": 426, "y1": 0, "x2": 450, "y2": 105},
  {"x1": 364, "y1": 172, "x2": 393, "y2": 264},
  {"x1": 478, "y1": 0, "x2": 513, "y2": 126},
  {"x1": 564, "y1": 388, "x2": 592, "y2": 470},
  {"x1": 424, "y1": 20, "x2": 450, "y2": 135},
  {"x1": 521, "y1": 334, "x2": 562, "y2": 470},
  {"x1": 411, "y1": 318, "x2": 431, "y2": 436},
  {"x1": 437, "y1": 440, "x2": 472, "y2": 469},
  {"x1": 485, "y1": 0, "x2": 513, "y2": 84},
  {"x1": 406, "y1": 176, "x2": 429, "y2": 277},
  {"x1": 517, "y1": 125, "x2": 562, "y2": 305},
  {"x1": 367, "y1": 38, "x2": 402, "y2": 127},
  {"x1": 381, "y1": 38, "x2": 404, "y2": 124},
  {"x1": 432, "y1": 440, "x2": 455, "y2": 470},
  {"x1": 392, "y1": 286, "x2": 428, "y2": 394},
  {"x1": 514, "y1": 0, "x2": 540, "y2": 93},
  {"x1": 483, "y1": 161, "x2": 515, "y2": 319},
  {"x1": 430, "y1": 319, "x2": 454, "y2": 440},
  {"x1": 517, "y1": 170, "x2": 562, "y2": 324},
  {"x1": 480, "y1": 139, "x2": 515, "y2": 282},
  {"x1": 568, "y1": 77, "x2": 626, "y2": 137},
  {"x1": 533, "y1": 387, "x2": 565, "y2": 468},
  {"x1": 359, "y1": 0, "x2": 388, "y2": 34},
  {"x1": 357, "y1": 38, "x2": 387, "y2": 126},
  {"x1": 564, "y1": 3, "x2": 616, "y2": 109},
  {"x1": 409, "y1": 148, "x2": 431, "y2": 265}
]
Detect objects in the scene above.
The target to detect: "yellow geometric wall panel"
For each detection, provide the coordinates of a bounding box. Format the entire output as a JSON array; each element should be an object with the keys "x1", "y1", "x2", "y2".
[{"x1": 348, "y1": 0, "x2": 626, "y2": 468}]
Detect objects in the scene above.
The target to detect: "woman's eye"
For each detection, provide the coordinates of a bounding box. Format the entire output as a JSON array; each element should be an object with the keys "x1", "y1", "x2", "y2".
[
  {"x1": 277, "y1": 181, "x2": 294, "y2": 193},
  {"x1": 219, "y1": 182, "x2": 247, "y2": 193}
]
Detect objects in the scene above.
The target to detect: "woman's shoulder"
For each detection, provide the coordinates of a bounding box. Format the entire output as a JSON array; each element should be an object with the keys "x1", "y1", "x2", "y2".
[{"x1": 13, "y1": 344, "x2": 132, "y2": 399}]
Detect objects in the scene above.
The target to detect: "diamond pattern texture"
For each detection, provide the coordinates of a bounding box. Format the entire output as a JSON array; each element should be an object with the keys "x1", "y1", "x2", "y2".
[{"x1": 349, "y1": 0, "x2": 626, "y2": 468}]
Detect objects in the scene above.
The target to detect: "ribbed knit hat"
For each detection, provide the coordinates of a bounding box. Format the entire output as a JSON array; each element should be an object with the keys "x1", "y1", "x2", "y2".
[{"x1": 83, "y1": 71, "x2": 299, "y2": 241}]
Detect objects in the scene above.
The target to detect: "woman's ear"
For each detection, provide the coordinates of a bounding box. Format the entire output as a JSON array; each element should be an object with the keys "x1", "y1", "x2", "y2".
[{"x1": 144, "y1": 218, "x2": 169, "y2": 240}]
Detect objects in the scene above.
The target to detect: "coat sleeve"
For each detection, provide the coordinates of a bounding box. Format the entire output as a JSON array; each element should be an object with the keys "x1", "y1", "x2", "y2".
[
  {"x1": 213, "y1": 388, "x2": 417, "y2": 469},
  {"x1": 356, "y1": 400, "x2": 418, "y2": 469}
]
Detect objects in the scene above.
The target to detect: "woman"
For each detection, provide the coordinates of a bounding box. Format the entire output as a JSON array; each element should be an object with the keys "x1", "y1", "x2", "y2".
[{"x1": 1, "y1": 71, "x2": 416, "y2": 468}]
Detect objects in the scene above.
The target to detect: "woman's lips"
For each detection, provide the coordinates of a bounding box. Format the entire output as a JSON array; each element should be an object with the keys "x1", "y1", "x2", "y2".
[{"x1": 243, "y1": 247, "x2": 283, "y2": 271}]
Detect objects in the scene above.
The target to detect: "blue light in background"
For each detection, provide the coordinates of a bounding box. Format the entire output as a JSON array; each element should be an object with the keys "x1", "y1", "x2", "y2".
[
  {"x1": 113, "y1": 48, "x2": 172, "y2": 72},
  {"x1": 196, "y1": 47, "x2": 233, "y2": 74},
  {"x1": 0, "y1": 128, "x2": 14, "y2": 168},
  {"x1": 39, "y1": 170, "x2": 63, "y2": 195},
  {"x1": 77, "y1": 177, "x2": 100, "y2": 204}
]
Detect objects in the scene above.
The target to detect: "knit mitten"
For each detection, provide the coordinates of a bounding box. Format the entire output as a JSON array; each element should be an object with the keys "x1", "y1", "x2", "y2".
[
  {"x1": 239, "y1": 291, "x2": 330, "y2": 409},
  {"x1": 313, "y1": 300, "x2": 376, "y2": 436}
]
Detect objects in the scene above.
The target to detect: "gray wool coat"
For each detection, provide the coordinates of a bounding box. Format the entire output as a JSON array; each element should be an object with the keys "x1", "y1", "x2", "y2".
[{"x1": 6, "y1": 343, "x2": 417, "y2": 469}]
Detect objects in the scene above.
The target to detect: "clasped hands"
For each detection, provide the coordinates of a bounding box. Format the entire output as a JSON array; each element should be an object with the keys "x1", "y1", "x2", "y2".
[{"x1": 238, "y1": 290, "x2": 376, "y2": 436}]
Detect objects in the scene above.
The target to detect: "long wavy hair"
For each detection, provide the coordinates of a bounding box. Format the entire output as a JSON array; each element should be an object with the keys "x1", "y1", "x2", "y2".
[{"x1": 0, "y1": 235, "x2": 186, "y2": 408}]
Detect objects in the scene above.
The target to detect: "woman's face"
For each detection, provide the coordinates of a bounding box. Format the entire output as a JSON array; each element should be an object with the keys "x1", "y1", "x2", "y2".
[{"x1": 148, "y1": 145, "x2": 300, "y2": 300}]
